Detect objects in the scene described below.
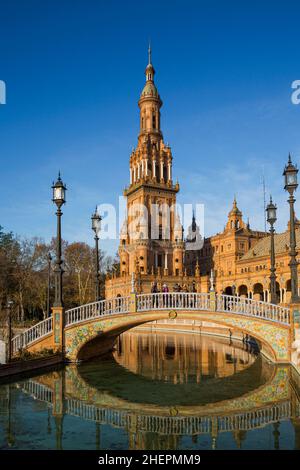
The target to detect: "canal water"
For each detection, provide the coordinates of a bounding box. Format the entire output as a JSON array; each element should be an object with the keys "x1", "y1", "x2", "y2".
[{"x1": 0, "y1": 330, "x2": 299, "y2": 450}]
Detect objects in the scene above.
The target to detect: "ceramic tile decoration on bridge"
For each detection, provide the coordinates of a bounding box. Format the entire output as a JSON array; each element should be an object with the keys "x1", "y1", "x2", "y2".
[{"x1": 10, "y1": 291, "x2": 298, "y2": 368}]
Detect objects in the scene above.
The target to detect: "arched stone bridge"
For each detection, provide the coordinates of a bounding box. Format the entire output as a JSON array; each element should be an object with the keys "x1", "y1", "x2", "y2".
[{"x1": 11, "y1": 292, "x2": 293, "y2": 363}]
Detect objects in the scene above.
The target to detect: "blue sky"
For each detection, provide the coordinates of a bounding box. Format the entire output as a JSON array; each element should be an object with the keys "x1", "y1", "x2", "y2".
[{"x1": 1, "y1": 0, "x2": 300, "y2": 255}]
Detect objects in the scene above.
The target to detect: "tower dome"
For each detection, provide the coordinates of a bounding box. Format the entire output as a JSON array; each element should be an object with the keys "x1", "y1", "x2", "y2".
[{"x1": 140, "y1": 44, "x2": 161, "y2": 101}]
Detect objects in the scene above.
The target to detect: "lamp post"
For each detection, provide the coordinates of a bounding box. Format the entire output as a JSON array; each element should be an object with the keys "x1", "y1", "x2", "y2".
[
  {"x1": 46, "y1": 253, "x2": 52, "y2": 317},
  {"x1": 266, "y1": 196, "x2": 277, "y2": 304},
  {"x1": 52, "y1": 173, "x2": 66, "y2": 307},
  {"x1": 91, "y1": 207, "x2": 102, "y2": 301},
  {"x1": 283, "y1": 154, "x2": 300, "y2": 303}
]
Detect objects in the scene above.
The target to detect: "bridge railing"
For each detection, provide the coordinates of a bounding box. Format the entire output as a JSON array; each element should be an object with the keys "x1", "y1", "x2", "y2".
[
  {"x1": 11, "y1": 292, "x2": 290, "y2": 354},
  {"x1": 216, "y1": 295, "x2": 290, "y2": 325},
  {"x1": 11, "y1": 316, "x2": 53, "y2": 355},
  {"x1": 137, "y1": 293, "x2": 210, "y2": 312},
  {"x1": 137, "y1": 293, "x2": 290, "y2": 325},
  {"x1": 65, "y1": 296, "x2": 130, "y2": 326},
  {"x1": 18, "y1": 380, "x2": 54, "y2": 405}
]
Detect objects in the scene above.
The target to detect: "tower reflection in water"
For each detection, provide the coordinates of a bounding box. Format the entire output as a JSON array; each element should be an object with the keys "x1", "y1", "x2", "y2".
[
  {"x1": 114, "y1": 331, "x2": 257, "y2": 383},
  {"x1": 0, "y1": 330, "x2": 300, "y2": 450}
]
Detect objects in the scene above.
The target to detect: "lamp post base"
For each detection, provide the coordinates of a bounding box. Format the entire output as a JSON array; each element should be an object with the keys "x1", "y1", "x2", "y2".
[{"x1": 52, "y1": 306, "x2": 65, "y2": 355}]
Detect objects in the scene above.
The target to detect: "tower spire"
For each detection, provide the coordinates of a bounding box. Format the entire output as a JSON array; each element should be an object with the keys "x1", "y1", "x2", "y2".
[
  {"x1": 145, "y1": 43, "x2": 155, "y2": 83},
  {"x1": 148, "y1": 41, "x2": 152, "y2": 65}
]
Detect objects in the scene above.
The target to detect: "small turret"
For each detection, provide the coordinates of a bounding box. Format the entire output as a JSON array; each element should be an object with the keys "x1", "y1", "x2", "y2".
[{"x1": 226, "y1": 196, "x2": 244, "y2": 231}]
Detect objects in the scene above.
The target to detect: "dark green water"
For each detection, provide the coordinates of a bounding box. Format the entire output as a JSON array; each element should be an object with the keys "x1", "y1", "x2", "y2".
[{"x1": 0, "y1": 330, "x2": 299, "y2": 450}]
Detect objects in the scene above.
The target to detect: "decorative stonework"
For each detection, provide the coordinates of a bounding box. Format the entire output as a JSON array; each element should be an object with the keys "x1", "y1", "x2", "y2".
[
  {"x1": 64, "y1": 310, "x2": 290, "y2": 362},
  {"x1": 199, "y1": 312, "x2": 290, "y2": 362}
]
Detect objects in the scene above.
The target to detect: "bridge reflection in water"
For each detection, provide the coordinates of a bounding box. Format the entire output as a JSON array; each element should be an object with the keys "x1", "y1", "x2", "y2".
[{"x1": 1, "y1": 331, "x2": 300, "y2": 450}]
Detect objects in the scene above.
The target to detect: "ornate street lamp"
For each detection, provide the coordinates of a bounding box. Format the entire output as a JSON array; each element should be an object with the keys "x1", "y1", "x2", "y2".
[
  {"x1": 52, "y1": 172, "x2": 66, "y2": 307},
  {"x1": 91, "y1": 207, "x2": 102, "y2": 301},
  {"x1": 266, "y1": 196, "x2": 277, "y2": 304},
  {"x1": 46, "y1": 253, "x2": 52, "y2": 317},
  {"x1": 283, "y1": 154, "x2": 300, "y2": 303}
]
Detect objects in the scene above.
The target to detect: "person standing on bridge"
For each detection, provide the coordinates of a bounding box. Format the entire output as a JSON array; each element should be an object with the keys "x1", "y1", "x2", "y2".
[
  {"x1": 182, "y1": 284, "x2": 189, "y2": 308},
  {"x1": 162, "y1": 283, "x2": 169, "y2": 307},
  {"x1": 151, "y1": 282, "x2": 159, "y2": 308}
]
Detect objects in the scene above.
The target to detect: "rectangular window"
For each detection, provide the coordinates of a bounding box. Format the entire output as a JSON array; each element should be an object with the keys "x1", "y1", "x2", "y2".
[{"x1": 152, "y1": 115, "x2": 156, "y2": 129}]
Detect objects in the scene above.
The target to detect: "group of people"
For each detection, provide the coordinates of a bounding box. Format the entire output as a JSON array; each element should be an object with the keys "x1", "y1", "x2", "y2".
[
  {"x1": 150, "y1": 281, "x2": 197, "y2": 308},
  {"x1": 151, "y1": 282, "x2": 197, "y2": 294}
]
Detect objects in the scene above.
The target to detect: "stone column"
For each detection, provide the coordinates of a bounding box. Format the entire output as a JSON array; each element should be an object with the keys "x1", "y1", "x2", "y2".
[
  {"x1": 160, "y1": 160, "x2": 164, "y2": 181},
  {"x1": 152, "y1": 160, "x2": 156, "y2": 179},
  {"x1": 168, "y1": 162, "x2": 172, "y2": 181},
  {"x1": 164, "y1": 252, "x2": 168, "y2": 275},
  {"x1": 283, "y1": 288, "x2": 287, "y2": 303}
]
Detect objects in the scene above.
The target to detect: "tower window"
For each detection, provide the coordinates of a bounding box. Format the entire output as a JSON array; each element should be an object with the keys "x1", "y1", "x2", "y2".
[
  {"x1": 163, "y1": 166, "x2": 167, "y2": 182},
  {"x1": 156, "y1": 164, "x2": 159, "y2": 179},
  {"x1": 152, "y1": 115, "x2": 156, "y2": 129}
]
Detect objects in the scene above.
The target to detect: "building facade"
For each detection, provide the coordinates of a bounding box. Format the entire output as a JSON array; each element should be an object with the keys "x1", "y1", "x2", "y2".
[
  {"x1": 105, "y1": 49, "x2": 197, "y2": 297},
  {"x1": 105, "y1": 51, "x2": 299, "y2": 305}
]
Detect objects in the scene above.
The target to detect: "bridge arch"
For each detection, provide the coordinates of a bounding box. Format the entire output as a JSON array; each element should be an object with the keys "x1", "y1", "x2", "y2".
[
  {"x1": 66, "y1": 310, "x2": 283, "y2": 363},
  {"x1": 11, "y1": 293, "x2": 291, "y2": 365}
]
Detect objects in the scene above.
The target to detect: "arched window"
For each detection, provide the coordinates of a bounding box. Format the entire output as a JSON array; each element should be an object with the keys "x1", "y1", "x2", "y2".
[{"x1": 152, "y1": 114, "x2": 156, "y2": 129}]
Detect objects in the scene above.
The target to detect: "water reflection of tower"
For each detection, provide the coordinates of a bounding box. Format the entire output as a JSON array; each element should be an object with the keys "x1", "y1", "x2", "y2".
[
  {"x1": 233, "y1": 430, "x2": 247, "y2": 449},
  {"x1": 129, "y1": 430, "x2": 179, "y2": 451},
  {"x1": 115, "y1": 332, "x2": 255, "y2": 382},
  {"x1": 273, "y1": 422, "x2": 280, "y2": 450}
]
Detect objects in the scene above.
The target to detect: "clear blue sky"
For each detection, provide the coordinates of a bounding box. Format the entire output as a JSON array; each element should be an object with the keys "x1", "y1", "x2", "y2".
[{"x1": 1, "y1": 0, "x2": 300, "y2": 255}]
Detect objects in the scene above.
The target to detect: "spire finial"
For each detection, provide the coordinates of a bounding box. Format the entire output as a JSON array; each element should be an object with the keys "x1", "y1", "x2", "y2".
[
  {"x1": 288, "y1": 152, "x2": 292, "y2": 164},
  {"x1": 148, "y1": 41, "x2": 152, "y2": 65}
]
